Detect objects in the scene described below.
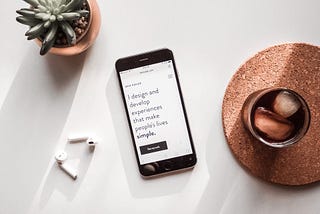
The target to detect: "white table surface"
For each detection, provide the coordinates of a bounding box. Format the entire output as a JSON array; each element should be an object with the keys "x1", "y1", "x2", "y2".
[{"x1": 1, "y1": 0, "x2": 320, "y2": 213}]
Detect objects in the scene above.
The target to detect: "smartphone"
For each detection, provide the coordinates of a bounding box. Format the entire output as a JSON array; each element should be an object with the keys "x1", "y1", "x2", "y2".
[{"x1": 116, "y1": 48, "x2": 197, "y2": 177}]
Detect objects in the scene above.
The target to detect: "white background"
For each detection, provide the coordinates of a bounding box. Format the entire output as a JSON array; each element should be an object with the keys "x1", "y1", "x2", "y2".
[{"x1": 1, "y1": 0, "x2": 320, "y2": 213}]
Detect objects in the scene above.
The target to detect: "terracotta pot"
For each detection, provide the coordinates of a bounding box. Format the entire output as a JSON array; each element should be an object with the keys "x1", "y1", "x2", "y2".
[{"x1": 35, "y1": 0, "x2": 101, "y2": 56}]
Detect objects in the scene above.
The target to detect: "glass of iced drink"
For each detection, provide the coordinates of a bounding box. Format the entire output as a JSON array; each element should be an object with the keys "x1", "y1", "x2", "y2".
[{"x1": 242, "y1": 87, "x2": 310, "y2": 148}]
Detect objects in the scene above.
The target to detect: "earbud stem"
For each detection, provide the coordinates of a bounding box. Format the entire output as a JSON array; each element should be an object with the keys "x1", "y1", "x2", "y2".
[
  {"x1": 68, "y1": 135, "x2": 89, "y2": 143},
  {"x1": 59, "y1": 163, "x2": 78, "y2": 180}
]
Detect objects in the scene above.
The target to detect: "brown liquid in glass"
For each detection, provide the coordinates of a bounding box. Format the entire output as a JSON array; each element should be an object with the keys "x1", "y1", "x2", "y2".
[{"x1": 252, "y1": 90, "x2": 305, "y2": 142}]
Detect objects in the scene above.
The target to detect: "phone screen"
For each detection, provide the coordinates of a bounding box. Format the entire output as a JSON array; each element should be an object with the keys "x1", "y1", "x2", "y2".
[{"x1": 119, "y1": 60, "x2": 193, "y2": 165}]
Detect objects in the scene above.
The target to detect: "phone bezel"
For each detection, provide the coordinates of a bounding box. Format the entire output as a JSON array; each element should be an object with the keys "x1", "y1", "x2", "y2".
[{"x1": 116, "y1": 48, "x2": 197, "y2": 177}]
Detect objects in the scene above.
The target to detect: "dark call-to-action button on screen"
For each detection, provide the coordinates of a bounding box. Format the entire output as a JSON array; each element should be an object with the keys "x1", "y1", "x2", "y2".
[{"x1": 140, "y1": 141, "x2": 168, "y2": 155}]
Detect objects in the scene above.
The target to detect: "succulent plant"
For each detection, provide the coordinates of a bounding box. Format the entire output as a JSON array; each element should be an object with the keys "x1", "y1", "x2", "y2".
[{"x1": 16, "y1": 0, "x2": 89, "y2": 55}]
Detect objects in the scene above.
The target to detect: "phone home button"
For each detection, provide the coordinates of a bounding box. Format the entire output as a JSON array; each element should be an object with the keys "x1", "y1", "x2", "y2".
[{"x1": 163, "y1": 161, "x2": 173, "y2": 171}]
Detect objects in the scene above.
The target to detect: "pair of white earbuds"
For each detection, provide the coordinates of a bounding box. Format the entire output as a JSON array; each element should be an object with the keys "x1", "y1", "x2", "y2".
[{"x1": 55, "y1": 136, "x2": 98, "y2": 180}]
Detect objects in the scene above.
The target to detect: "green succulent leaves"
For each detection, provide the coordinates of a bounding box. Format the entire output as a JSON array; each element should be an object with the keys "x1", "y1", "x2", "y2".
[
  {"x1": 25, "y1": 23, "x2": 46, "y2": 40},
  {"x1": 60, "y1": 21, "x2": 76, "y2": 45},
  {"x1": 16, "y1": 0, "x2": 89, "y2": 55},
  {"x1": 40, "y1": 23, "x2": 58, "y2": 55}
]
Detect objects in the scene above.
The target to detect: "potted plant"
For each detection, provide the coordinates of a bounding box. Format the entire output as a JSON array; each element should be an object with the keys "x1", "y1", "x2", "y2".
[{"x1": 16, "y1": 0, "x2": 100, "y2": 56}]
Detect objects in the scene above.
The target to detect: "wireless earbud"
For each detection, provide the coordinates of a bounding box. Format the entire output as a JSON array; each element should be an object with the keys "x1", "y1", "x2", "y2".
[
  {"x1": 55, "y1": 150, "x2": 67, "y2": 164},
  {"x1": 55, "y1": 151, "x2": 78, "y2": 180},
  {"x1": 86, "y1": 138, "x2": 98, "y2": 151},
  {"x1": 68, "y1": 135, "x2": 98, "y2": 151}
]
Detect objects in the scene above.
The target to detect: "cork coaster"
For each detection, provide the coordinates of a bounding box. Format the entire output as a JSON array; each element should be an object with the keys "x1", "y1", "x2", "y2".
[{"x1": 222, "y1": 43, "x2": 320, "y2": 186}]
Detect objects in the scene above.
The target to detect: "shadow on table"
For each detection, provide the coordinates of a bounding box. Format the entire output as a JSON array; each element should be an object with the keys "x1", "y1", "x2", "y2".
[
  {"x1": 106, "y1": 71, "x2": 192, "y2": 198},
  {"x1": 0, "y1": 45, "x2": 85, "y2": 214},
  {"x1": 195, "y1": 119, "x2": 320, "y2": 214}
]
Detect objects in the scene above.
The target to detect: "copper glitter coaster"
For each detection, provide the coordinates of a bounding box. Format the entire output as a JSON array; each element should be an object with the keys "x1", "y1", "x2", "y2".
[{"x1": 222, "y1": 43, "x2": 320, "y2": 186}]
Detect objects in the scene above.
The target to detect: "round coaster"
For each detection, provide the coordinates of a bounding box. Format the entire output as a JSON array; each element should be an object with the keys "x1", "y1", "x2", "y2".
[{"x1": 222, "y1": 43, "x2": 320, "y2": 185}]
